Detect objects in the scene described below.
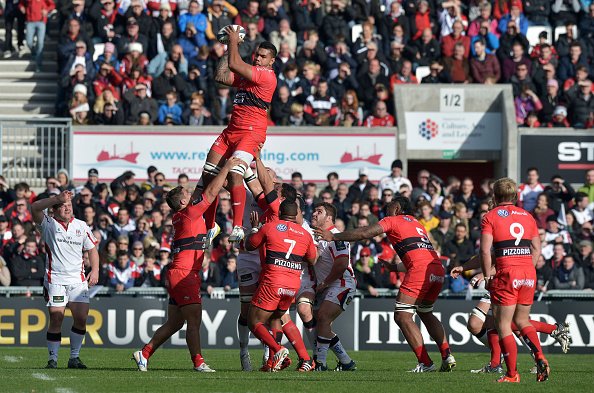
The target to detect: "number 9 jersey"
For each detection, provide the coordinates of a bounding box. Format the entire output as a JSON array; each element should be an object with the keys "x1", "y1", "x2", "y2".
[{"x1": 481, "y1": 204, "x2": 539, "y2": 306}]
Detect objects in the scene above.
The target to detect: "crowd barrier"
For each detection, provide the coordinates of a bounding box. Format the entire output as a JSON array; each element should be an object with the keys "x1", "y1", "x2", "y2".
[{"x1": 1, "y1": 293, "x2": 592, "y2": 353}]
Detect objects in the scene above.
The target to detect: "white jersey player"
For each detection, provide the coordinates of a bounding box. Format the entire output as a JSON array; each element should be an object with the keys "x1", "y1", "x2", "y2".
[
  {"x1": 31, "y1": 191, "x2": 99, "y2": 370},
  {"x1": 310, "y1": 202, "x2": 357, "y2": 371}
]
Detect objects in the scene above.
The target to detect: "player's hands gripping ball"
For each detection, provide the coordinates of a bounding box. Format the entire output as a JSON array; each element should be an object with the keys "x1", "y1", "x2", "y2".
[{"x1": 217, "y1": 24, "x2": 246, "y2": 45}]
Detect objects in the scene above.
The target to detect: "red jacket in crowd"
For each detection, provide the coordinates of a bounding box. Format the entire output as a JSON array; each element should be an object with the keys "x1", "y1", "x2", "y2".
[
  {"x1": 19, "y1": 0, "x2": 55, "y2": 23},
  {"x1": 365, "y1": 114, "x2": 395, "y2": 127}
]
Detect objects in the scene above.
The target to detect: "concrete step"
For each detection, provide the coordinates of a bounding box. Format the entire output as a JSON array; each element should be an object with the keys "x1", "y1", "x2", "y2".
[
  {"x1": 0, "y1": 102, "x2": 55, "y2": 115},
  {"x1": 0, "y1": 81, "x2": 57, "y2": 94},
  {"x1": 0, "y1": 114, "x2": 50, "y2": 120},
  {"x1": 0, "y1": 71, "x2": 58, "y2": 80},
  {"x1": 0, "y1": 60, "x2": 57, "y2": 73},
  {"x1": 0, "y1": 92, "x2": 56, "y2": 102}
]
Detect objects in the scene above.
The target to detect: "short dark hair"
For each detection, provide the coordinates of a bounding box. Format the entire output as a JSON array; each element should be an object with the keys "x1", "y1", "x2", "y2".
[
  {"x1": 291, "y1": 172, "x2": 303, "y2": 179},
  {"x1": 166, "y1": 186, "x2": 185, "y2": 211},
  {"x1": 178, "y1": 173, "x2": 189, "y2": 181},
  {"x1": 279, "y1": 200, "x2": 298, "y2": 218},
  {"x1": 314, "y1": 202, "x2": 337, "y2": 223},
  {"x1": 388, "y1": 196, "x2": 413, "y2": 215},
  {"x1": 258, "y1": 41, "x2": 278, "y2": 57},
  {"x1": 527, "y1": 167, "x2": 539, "y2": 174},
  {"x1": 281, "y1": 183, "x2": 297, "y2": 202},
  {"x1": 575, "y1": 192, "x2": 588, "y2": 203},
  {"x1": 117, "y1": 250, "x2": 128, "y2": 258},
  {"x1": 327, "y1": 172, "x2": 338, "y2": 181}
]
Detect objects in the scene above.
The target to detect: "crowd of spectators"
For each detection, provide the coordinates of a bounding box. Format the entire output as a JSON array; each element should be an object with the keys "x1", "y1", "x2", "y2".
[
  {"x1": 1, "y1": 161, "x2": 594, "y2": 296},
  {"x1": 3, "y1": 0, "x2": 593, "y2": 127}
]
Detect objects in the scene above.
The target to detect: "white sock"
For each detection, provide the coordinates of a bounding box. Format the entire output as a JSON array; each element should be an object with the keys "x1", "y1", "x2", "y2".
[
  {"x1": 70, "y1": 328, "x2": 85, "y2": 359},
  {"x1": 330, "y1": 335, "x2": 352, "y2": 364},
  {"x1": 47, "y1": 332, "x2": 61, "y2": 362},
  {"x1": 316, "y1": 336, "x2": 332, "y2": 366},
  {"x1": 238, "y1": 317, "x2": 250, "y2": 356},
  {"x1": 262, "y1": 345, "x2": 270, "y2": 363}
]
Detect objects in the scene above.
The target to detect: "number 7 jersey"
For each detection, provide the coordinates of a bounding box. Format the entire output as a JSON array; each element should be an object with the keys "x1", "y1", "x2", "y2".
[{"x1": 481, "y1": 204, "x2": 538, "y2": 269}]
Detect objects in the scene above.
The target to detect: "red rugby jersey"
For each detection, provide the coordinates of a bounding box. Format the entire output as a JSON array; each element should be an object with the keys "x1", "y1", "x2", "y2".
[
  {"x1": 170, "y1": 196, "x2": 211, "y2": 270},
  {"x1": 229, "y1": 66, "x2": 277, "y2": 132}
]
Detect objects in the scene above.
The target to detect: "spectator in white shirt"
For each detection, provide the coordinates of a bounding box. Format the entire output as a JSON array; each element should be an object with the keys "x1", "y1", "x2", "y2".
[{"x1": 378, "y1": 159, "x2": 412, "y2": 194}]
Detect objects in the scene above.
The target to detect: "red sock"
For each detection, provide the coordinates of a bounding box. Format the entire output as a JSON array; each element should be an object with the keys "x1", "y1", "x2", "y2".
[
  {"x1": 529, "y1": 320, "x2": 555, "y2": 335},
  {"x1": 438, "y1": 342, "x2": 451, "y2": 360},
  {"x1": 230, "y1": 185, "x2": 246, "y2": 227},
  {"x1": 191, "y1": 353, "x2": 204, "y2": 368},
  {"x1": 142, "y1": 344, "x2": 155, "y2": 360},
  {"x1": 203, "y1": 195, "x2": 219, "y2": 230},
  {"x1": 412, "y1": 345, "x2": 432, "y2": 366},
  {"x1": 520, "y1": 325, "x2": 545, "y2": 361},
  {"x1": 499, "y1": 334, "x2": 518, "y2": 377},
  {"x1": 282, "y1": 320, "x2": 310, "y2": 361},
  {"x1": 252, "y1": 323, "x2": 281, "y2": 353},
  {"x1": 487, "y1": 329, "x2": 501, "y2": 368}
]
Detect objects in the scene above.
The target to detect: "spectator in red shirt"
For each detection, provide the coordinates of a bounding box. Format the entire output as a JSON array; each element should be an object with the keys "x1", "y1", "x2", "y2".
[
  {"x1": 470, "y1": 39, "x2": 501, "y2": 83},
  {"x1": 444, "y1": 42, "x2": 472, "y2": 83},
  {"x1": 441, "y1": 20, "x2": 470, "y2": 58},
  {"x1": 120, "y1": 42, "x2": 149, "y2": 77},
  {"x1": 365, "y1": 101, "x2": 395, "y2": 127},
  {"x1": 390, "y1": 60, "x2": 418, "y2": 88},
  {"x1": 412, "y1": 0, "x2": 435, "y2": 40},
  {"x1": 234, "y1": 0, "x2": 264, "y2": 33},
  {"x1": 20, "y1": 0, "x2": 55, "y2": 71},
  {"x1": 93, "y1": 63, "x2": 124, "y2": 101}
]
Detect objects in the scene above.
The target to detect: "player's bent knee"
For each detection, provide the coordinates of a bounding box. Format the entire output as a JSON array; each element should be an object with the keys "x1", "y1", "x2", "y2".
[
  {"x1": 240, "y1": 294, "x2": 253, "y2": 304},
  {"x1": 470, "y1": 306, "x2": 488, "y2": 323},
  {"x1": 394, "y1": 301, "x2": 417, "y2": 315},
  {"x1": 230, "y1": 163, "x2": 248, "y2": 177}
]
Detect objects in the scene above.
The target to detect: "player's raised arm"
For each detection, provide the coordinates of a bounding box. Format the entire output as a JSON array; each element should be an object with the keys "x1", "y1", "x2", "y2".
[
  {"x1": 225, "y1": 25, "x2": 253, "y2": 81},
  {"x1": 201, "y1": 157, "x2": 243, "y2": 203},
  {"x1": 254, "y1": 143, "x2": 275, "y2": 195},
  {"x1": 31, "y1": 191, "x2": 72, "y2": 225},
  {"x1": 314, "y1": 224, "x2": 385, "y2": 243},
  {"x1": 214, "y1": 52, "x2": 235, "y2": 86}
]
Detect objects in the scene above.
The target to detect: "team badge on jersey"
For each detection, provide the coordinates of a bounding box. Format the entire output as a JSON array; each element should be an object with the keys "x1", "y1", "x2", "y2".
[
  {"x1": 403, "y1": 216, "x2": 412, "y2": 222},
  {"x1": 497, "y1": 210, "x2": 510, "y2": 218},
  {"x1": 276, "y1": 224, "x2": 288, "y2": 232},
  {"x1": 335, "y1": 240, "x2": 347, "y2": 251}
]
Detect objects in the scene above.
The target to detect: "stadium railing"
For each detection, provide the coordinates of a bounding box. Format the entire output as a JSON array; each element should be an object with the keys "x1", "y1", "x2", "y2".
[{"x1": 2, "y1": 286, "x2": 592, "y2": 300}]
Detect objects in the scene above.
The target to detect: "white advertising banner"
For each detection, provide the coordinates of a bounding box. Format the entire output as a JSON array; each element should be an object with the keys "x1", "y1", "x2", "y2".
[
  {"x1": 405, "y1": 112, "x2": 502, "y2": 151},
  {"x1": 73, "y1": 130, "x2": 396, "y2": 182}
]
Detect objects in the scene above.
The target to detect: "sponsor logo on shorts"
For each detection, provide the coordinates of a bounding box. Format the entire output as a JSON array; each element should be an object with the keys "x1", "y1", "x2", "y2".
[
  {"x1": 276, "y1": 224, "x2": 288, "y2": 232},
  {"x1": 52, "y1": 296, "x2": 65, "y2": 303},
  {"x1": 277, "y1": 288, "x2": 296, "y2": 297},
  {"x1": 512, "y1": 279, "x2": 535, "y2": 289},
  {"x1": 497, "y1": 209, "x2": 510, "y2": 218},
  {"x1": 429, "y1": 274, "x2": 445, "y2": 283},
  {"x1": 240, "y1": 273, "x2": 253, "y2": 282},
  {"x1": 184, "y1": 296, "x2": 190, "y2": 300}
]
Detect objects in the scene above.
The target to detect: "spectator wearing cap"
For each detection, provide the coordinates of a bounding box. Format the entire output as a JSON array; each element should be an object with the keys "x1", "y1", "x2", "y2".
[
  {"x1": 378, "y1": 159, "x2": 412, "y2": 195},
  {"x1": 89, "y1": 0, "x2": 126, "y2": 43},
  {"x1": 61, "y1": 63, "x2": 94, "y2": 116},
  {"x1": 124, "y1": 81, "x2": 158, "y2": 124},
  {"x1": 83, "y1": 169, "x2": 100, "y2": 193},
  {"x1": 71, "y1": 102, "x2": 91, "y2": 125},
  {"x1": 19, "y1": 0, "x2": 55, "y2": 71},
  {"x1": 431, "y1": 210, "x2": 454, "y2": 250},
  {"x1": 547, "y1": 105, "x2": 571, "y2": 127},
  {"x1": 115, "y1": 16, "x2": 149, "y2": 62},
  {"x1": 552, "y1": 0, "x2": 582, "y2": 27},
  {"x1": 58, "y1": 17, "x2": 93, "y2": 70},
  {"x1": 443, "y1": 42, "x2": 472, "y2": 83},
  {"x1": 205, "y1": 0, "x2": 238, "y2": 41},
  {"x1": 365, "y1": 101, "x2": 395, "y2": 127},
  {"x1": 56, "y1": 168, "x2": 75, "y2": 192},
  {"x1": 470, "y1": 38, "x2": 501, "y2": 83},
  {"x1": 568, "y1": 79, "x2": 594, "y2": 128},
  {"x1": 576, "y1": 239, "x2": 592, "y2": 266},
  {"x1": 94, "y1": 42, "x2": 121, "y2": 73},
  {"x1": 120, "y1": 41, "x2": 149, "y2": 77},
  {"x1": 441, "y1": 20, "x2": 470, "y2": 59},
  {"x1": 303, "y1": 79, "x2": 338, "y2": 126},
  {"x1": 347, "y1": 168, "x2": 375, "y2": 202},
  {"x1": 68, "y1": 82, "x2": 89, "y2": 114}
]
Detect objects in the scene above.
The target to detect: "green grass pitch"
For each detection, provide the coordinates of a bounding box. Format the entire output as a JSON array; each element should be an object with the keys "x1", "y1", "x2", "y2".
[{"x1": 1, "y1": 347, "x2": 592, "y2": 393}]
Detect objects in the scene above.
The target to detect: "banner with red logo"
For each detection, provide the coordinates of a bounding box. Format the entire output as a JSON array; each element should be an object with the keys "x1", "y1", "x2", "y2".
[
  {"x1": 72, "y1": 129, "x2": 396, "y2": 183},
  {"x1": 404, "y1": 112, "x2": 502, "y2": 151}
]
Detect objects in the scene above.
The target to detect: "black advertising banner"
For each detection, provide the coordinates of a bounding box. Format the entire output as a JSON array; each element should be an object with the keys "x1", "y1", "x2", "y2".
[
  {"x1": 520, "y1": 134, "x2": 594, "y2": 184},
  {"x1": 0, "y1": 297, "x2": 592, "y2": 353}
]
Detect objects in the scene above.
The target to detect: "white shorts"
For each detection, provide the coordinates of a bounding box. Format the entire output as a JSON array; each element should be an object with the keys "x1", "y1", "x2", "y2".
[
  {"x1": 237, "y1": 252, "x2": 261, "y2": 287},
  {"x1": 44, "y1": 279, "x2": 89, "y2": 307},
  {"x1": 297, "y1": 266, "x2": 316, "y2": 299},
  {"x1": 317, "y1": 285, "x2": 356, "y2": 311}
]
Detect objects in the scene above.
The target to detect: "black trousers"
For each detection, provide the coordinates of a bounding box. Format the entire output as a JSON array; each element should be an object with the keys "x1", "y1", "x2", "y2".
[{"x1": 4, "y1": 8, "x2": 25, "y2": 52}]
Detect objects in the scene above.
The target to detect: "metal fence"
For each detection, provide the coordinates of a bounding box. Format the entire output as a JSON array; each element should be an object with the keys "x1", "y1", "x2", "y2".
[{"x1": 0, "y1": 118, "x2": 72, "y2": 188}]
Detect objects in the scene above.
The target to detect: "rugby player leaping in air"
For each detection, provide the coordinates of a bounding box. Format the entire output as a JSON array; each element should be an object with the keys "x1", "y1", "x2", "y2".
[{"x1": 203, "y1": 26, "x2": 278, "y2": 244}]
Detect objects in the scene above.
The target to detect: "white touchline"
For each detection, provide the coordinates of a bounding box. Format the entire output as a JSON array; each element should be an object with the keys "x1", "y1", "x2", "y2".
[
  {"x1": 3, "y1": 355, "x2": 23, "y2": 363},
  {"x1": 31, "y1": 373, "x2": 56, "y2": 381},
  {"x1": 56, "y1": 388, "x2": 77, "y2": 393}
]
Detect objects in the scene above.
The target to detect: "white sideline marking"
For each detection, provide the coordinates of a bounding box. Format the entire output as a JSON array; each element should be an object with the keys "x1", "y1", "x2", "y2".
[
  {"x1": 32, "y1": 372, "x2": 55, "y2": 381},
  {"x1": 3, "y1": 355, "x2": 23, "y2": 363},
  {"x1": 56, "y1": 388, "x2": 77, "y2": 393}
]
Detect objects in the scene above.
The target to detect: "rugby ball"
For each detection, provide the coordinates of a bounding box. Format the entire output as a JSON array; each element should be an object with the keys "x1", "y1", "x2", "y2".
[{"x1": 217, "y1": 24, "x2": 246, "y2": 45}]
